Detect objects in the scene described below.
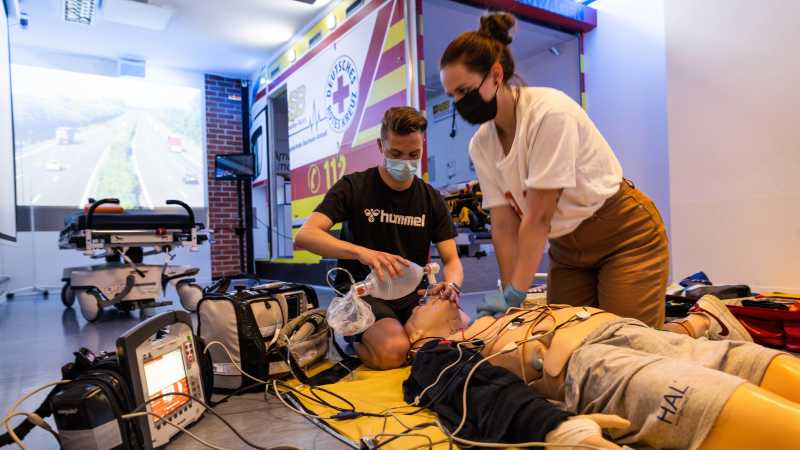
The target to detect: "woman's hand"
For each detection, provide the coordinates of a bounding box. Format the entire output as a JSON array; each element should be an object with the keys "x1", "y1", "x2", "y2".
[
  {"x1": 546, "y1": 414, "x2": 630, "y2": 450},
  {"x1": 473, "y1": 291, "x2": 510, "y2": 321},
  {"x1": 355, "y1": 247, "x2": 410, "y2": 281}
]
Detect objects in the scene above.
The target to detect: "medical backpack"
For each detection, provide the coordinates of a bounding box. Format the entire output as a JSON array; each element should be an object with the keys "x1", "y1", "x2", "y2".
[
  {"x1": 0, "y1": 345, "x2": 214, "y2": 450},
  {"x1": 0, "y1": 349, "x2": 141, "y2": 450},
  {"x1": 196, "y1": 281, "x2": 328, "y2": 391}
]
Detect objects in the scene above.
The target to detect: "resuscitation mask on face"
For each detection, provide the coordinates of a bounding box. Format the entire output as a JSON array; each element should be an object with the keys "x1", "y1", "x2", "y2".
[
  {"x1": 406, "y1": 297, "x2": 468, "y2": 343},
  {"x1": 325, "y1": 262, "x2": 440, "y2": 336},
  {"x1": 455, "y1": 71, "x2": 499, "y2": 125},
  {"x1": 384, "y1": 157, "x2": 419, "y2": 182}
]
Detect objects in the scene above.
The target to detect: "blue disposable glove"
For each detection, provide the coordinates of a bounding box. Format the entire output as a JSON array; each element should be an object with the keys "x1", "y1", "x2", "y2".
[
  {"x1": 503, "y1": 284, "x2": 527, "y2": 307},
  {"x1": 472, "y1": 285, "x2": 528, "y2": 323},
  {"x1": 474, "y1": 291, "x2": 510, "y2": 321}
]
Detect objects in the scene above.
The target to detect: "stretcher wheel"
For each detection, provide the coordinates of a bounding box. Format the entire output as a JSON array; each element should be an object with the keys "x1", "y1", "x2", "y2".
[
  {"x1": 139, "y1": 304, "x2": 156, "y2": 319},
  {"x1": 177, "y1": 280, "x2": 203, "y2": 312},
  {"x1": 114, "y1": 303, "x2": 134, "y2": 313},
  {"x1": 61, "y1": 283, "x2": 75, "y2": 307},
  {"x1": 78, "y1": 290, "x2": 103, "y2": 322}
]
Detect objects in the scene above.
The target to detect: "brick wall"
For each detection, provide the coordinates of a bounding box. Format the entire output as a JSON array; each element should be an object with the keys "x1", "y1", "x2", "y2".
[{"x1": 205, "y1": 74, "x2": 246, "y2": 278}]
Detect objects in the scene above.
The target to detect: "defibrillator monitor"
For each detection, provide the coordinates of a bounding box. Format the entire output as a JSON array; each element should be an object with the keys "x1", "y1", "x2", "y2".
[
  {"x1": 143, "y1": 348, "x2": 191, "y2": 420},
  {"x1": 117, "y1": 311, "x2": 206, "y2": 449}
]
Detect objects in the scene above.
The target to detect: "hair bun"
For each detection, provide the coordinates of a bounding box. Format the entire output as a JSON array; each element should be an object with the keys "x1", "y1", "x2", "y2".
[{"x1": 478, "y1": 12, "x2": 515, "y2": 45}]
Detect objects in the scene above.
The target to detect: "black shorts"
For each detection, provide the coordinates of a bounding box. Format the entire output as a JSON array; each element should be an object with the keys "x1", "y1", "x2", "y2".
[{"x1": 344, "y1": 290, "x2": 422, "y2": 343}]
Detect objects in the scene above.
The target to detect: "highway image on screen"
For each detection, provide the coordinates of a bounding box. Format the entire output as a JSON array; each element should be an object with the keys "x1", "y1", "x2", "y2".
[{"x1": 12, "y1": 65, "x2": 205, "y2": 209}]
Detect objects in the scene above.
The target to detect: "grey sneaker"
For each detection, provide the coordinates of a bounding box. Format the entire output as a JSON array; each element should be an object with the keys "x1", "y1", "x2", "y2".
[{"x1": 689, "y1": 294, "x2": 753, "y2": 341}]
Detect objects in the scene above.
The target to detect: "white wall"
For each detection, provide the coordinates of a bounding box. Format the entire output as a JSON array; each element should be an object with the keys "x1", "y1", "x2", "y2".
[
  {"x1": 12, "y1": 47, "x2": 206, "y2": 90},
  {"x1": 664, "y1": 0, "x2": 800, "y2": 290},
  {"x1": 517, "y1": 38, "x2": 581, "y2": 104},
  {"x1": 0, "y1": 241, "x2": 7, "y2": 285},
  {"x1": 586, "y1": 0, "x2": 800, "y2": 290},
  {"x1": 584, "y1": 0, "x2": 671, "y2": 233}
]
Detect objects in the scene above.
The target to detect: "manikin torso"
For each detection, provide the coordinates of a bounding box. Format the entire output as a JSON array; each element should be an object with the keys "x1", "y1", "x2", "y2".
[{"x1": 405, "y1": 299, "x2": 620, "y2": 400}]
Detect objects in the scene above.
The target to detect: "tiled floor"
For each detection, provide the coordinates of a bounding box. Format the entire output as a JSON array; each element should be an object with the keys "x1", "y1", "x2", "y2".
[{"x1": 0, "y1": 287, "x2": 488, "y2": 449}]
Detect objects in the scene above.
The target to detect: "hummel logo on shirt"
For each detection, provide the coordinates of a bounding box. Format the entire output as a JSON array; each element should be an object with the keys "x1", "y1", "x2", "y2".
[{"x1": 363, "y1": 208, "x2": 426, "y2": 227}]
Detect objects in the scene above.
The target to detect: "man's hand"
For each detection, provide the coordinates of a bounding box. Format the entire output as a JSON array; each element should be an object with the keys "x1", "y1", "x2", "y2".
[
  {"x1": 355, "y1": 247, "x2": 410, "y2": 281},
  {"x1": 546, "y1": 414, "x2": 631, "y2": 450},
  {"x1": 417, "y1": 282, "x2": 461, "y2": 303}
]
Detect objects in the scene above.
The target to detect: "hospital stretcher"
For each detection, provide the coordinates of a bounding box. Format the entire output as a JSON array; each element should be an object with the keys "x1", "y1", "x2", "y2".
[{"x1": 58, "y1": 198, "x2": 208, "y2": 322}]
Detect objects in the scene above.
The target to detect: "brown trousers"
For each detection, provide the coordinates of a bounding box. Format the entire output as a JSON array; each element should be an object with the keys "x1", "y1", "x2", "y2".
[{"x1": 548, "y1": 180, "x2": 669, "y2": 327}]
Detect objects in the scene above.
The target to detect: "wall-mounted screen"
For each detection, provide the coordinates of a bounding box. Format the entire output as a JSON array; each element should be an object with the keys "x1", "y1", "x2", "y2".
[
  {"x1": 0, "y1": 3, "x2": 16, "y2": 242},
  {"x1": 215, "y1": 153, "x2": 254, "y2": 180},
  {"x1": 11, "y1": 64, "x2": 205, "y2": 209}
]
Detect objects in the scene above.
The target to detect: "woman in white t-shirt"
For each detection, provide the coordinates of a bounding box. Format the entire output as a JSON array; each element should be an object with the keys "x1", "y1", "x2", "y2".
[{"x1": 439, "y1": 12, "x2": 669, "y2": 327}]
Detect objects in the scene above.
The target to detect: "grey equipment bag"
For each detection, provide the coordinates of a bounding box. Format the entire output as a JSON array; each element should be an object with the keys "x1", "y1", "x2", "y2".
[{"x1": 196, "y1": 281, "x2": 319, "y2": 391}]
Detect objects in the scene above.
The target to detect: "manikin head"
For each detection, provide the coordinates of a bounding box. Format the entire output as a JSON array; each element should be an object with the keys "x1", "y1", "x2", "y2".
[{"x1": 404, "y1": 296, "x2": 470, "y2": 346}]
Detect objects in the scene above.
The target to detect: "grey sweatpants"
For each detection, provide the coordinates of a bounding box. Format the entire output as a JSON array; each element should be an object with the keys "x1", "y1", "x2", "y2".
[{"x1": 564, "y1": 318, "x2": 785, "y2": 450}]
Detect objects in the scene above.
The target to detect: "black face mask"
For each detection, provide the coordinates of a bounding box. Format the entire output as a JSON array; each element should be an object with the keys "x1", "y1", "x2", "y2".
[{"x1": 454, "y1": 72, "x2": 498, "y2": 125}]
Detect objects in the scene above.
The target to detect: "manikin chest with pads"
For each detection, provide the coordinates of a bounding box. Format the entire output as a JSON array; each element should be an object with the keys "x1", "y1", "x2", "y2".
[{"x1": 488, "y1": 307, "x2": 616, "y2": 399}]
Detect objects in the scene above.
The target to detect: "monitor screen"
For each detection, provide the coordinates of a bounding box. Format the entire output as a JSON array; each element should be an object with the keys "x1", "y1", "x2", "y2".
[
  {"x1": 215, "y1": 153, "x2": 254, "y2": 180},
  {"x1": 143, "y1": 349, "x2": 189, "y2": 421}
]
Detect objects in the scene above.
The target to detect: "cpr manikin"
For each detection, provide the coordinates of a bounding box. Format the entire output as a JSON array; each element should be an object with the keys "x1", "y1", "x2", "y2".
[{"x1": 404, "y1": 296, "x2": 800, "y2": 450}]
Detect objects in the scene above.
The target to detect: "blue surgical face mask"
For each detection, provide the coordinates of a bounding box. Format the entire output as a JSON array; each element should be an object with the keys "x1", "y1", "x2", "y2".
[{"x1": 384, "y1": 157, "x2": 419, "y2": 182}]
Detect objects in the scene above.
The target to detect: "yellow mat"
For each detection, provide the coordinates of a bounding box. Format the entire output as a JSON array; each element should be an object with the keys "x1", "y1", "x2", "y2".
[{"x1": 289, "y1": 365, "x2": 453, "y2": 450}]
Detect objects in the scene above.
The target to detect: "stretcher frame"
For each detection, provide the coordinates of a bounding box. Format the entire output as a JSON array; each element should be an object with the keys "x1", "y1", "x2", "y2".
[{"x1": 58, "y1": 198, "x2": 208, "y2": 321}]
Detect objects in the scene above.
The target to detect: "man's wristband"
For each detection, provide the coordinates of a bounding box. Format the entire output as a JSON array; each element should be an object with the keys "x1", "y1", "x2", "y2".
[{"x1": 446, "y1": 282, "x2": 461, "y2": 294}]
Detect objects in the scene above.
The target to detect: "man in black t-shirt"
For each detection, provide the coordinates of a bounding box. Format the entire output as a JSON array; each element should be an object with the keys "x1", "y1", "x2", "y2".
[{"x1": 295, "y1": 107, "x2": 463, "y2": 370}]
